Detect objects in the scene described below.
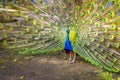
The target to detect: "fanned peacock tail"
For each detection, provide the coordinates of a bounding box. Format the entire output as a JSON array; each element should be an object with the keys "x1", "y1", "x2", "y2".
[{"x1": 0, "y1": 0, "x2": 120, "y2": 72}]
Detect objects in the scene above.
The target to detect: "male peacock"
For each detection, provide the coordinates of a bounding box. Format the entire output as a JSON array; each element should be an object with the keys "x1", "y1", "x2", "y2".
[
  {"x1": 64, "y1": 28, "x2": 76, "y2": 64},
  {"x1": 0, "y1": 0, "x2": 120, "y2": 72}
]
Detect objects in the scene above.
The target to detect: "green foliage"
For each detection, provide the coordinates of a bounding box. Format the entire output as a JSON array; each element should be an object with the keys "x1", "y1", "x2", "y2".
[
  {"x1": 102, "y1": 72, "x2": 113, "y2": 80},
  {"x1": 98, "y1": 71, "x2": 114, "y2": 80},
  {"x1": 118, "y1": 77, "x2": 120, "y2": 80}
]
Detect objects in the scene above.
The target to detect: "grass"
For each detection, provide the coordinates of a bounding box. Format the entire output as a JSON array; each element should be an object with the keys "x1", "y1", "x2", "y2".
[{"x1": 98, "y1": 70, "x2": 120, "y2": 80}]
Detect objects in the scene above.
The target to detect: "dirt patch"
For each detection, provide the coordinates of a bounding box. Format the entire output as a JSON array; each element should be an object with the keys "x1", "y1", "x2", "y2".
[{"x1": 0, "y1": 51, "x2": 119, "y2": 80}]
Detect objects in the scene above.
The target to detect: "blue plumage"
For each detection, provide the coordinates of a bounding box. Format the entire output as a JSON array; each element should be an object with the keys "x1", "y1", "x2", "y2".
[{"x1": 64, "y1": 29, "x2": 72, "y2": 51}]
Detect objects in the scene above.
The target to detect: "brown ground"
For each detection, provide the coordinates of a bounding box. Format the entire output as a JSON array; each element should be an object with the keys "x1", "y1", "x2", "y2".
[{"x1": 0, "y1": 50, "x2": 120, "y2": 80}]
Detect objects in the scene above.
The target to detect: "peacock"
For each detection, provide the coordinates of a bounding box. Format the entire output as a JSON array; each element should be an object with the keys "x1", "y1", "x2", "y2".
[{"x1": 0, "y1": 0, "x2": 120, "y2": 72}]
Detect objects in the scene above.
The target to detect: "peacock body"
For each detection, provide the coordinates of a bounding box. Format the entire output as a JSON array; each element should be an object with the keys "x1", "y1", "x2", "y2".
[{"x1": 0, "y1": 0, "x2": 120, "y2": 72}]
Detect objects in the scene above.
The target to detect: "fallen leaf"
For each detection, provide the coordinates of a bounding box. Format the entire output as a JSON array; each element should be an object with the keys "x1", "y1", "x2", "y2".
[{"x1": 20, "y1": 76, "x2": 25, "y2": 80}]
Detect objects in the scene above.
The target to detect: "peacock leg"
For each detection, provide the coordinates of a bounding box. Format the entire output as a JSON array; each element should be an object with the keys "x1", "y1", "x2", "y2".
[
  {"x1": 69, "y1": 51, "x2": 72, "y2": 63},
  {"x1": 71, "y1": 52, "x2": 76, "y2": 64}
]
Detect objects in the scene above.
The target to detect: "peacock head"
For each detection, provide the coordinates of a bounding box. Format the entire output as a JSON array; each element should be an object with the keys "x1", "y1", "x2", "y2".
[{"x1": 66, "y1": 28, "x2": 70, "y2": 34}]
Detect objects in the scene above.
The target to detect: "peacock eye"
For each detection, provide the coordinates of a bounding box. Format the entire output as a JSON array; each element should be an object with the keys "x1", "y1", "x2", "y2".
[
  {"x1": 91, "y1": 2, "x2": 96, "y2": 7},
  {"x1": 114, "y1": 43, "x2": 120, "y2": 48},
  {"x1": 69, "y1": 11, "x2": 73, "y2": 15},
  {"x1": 88, "y1": 20, "x2": 93, "y2": 24},
  {"x1": 40, "y1": 17, "x2": 44, "y2": 20},
  {"x1": 74, "y1": 17, "x2": 77, "y2": 21},
  {"x1": 33, "y1": 20, "x2": 37, "y2": 25},
  {"x1": 80, "y1": 20, "x2": 85, "y2": 24},
  {"x1": 80, "y1": 27, "x2": 83, "y2": 30},
  {"x1": 40, "y1": 1, "x2": 43, "y2": 4},
  {"x1": 94, "y1": 32, "x2": 98, "y2": 36},
  {"x1": 83, "y1": 3, "x2": 87, "y2": 8},
  {"x1": 75, "y1": 6, "x2": 80, "y2": 10},
  {"x1": 34, "y1": 9, "x2": 39, "y2": 14},
  {"x1": 56, "y1": 5, "x2": 59, "y2": 9},
  {"x1": 88, "y1": 28, "x2": 92, "y2": 32},
  {"x1": 100, "y1": 5, "x2": 105, "y2": 10},
  {"x1": 84, "y1": 34, "x2": 88, "y2": 38},
  {"x1": 65, "y1": 17, "x2": 69, "y2": 21},
  {"x1": 94, "y1": 12, "x2": 99, "y2": 17},
  {"x1": 103, "y1": 28, "x2": 108, "y2": 33},
  {"x1": 86, "y1": 10, "x2": 90, "y2": 15},
  {"x1": 100, "y1": 36, "x2": 104, "y2": 42},
  {"x1": 90, "y1": 38, "x2": 95, "y2": 42},
  {"x1": 70, "y1": 23, "x2": 73, "y2": 27},
  {"x1": 111, "y1": 24, "x2": 116, "y2": 30},
  {"x1": 79, "y1": 12, "x2": 83, "y2": 17},
  {"x1": 46, "y1": 6, "x2": 49, "y2": 9},
  {"x1": 75, "y1": 24, "x2": 78, "y2": 26},
  {"x1": 102, "y1": 17, "x2": 108, "y2": 22},
  {"x1": 109, "y1": 35, "x2": 114, "y2": 40},
  {"x1": 105, "y1": 43, "x2": 110, "y2": 48},
  {"x1": 55, "y1": 22, "x2": 59, "y2": 26},
  {"x1": 63, "y1": 6, "x2": 67, "y2": 11}
]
